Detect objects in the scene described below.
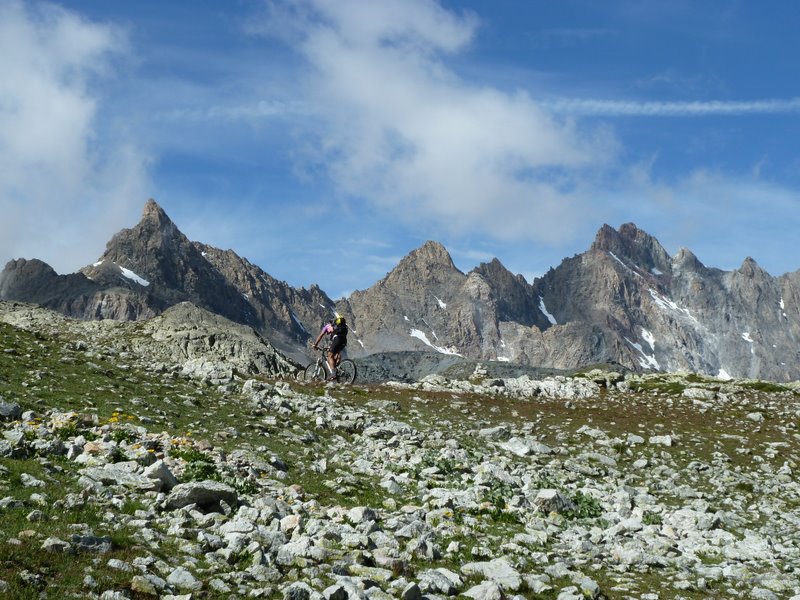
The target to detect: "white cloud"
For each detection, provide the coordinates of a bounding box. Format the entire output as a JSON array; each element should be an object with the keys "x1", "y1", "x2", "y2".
[
  {"x1": 0, "y1": 1, "x2": 150, "y2": 274},
  {"x1": 257, "y1": 0, "x2": 619, "y2": 247}
]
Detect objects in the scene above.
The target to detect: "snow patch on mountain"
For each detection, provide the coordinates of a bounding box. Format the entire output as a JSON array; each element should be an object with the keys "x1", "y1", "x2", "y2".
[
  {"x1": 717, "y1": 368, "x2": 733, "y2": 380},
  {"x1": 609, "y1": 252, "x2": 643, "y2": 279},
  {"x1": 642, "y1": 328, "x2": 655, "y2": 351},
  {"x1": 625, "y1": 336, "x2": 659, "y2": 370},
  {"x1": 410, "y1": 329, "x2": 461, "y2": 356},
  {"x1": 741, "y1": 331, "x2": 756, "y2": 355},
  {"x1": 119, "y1": 266, "x2": 149, "y2": 287},
  {"x1": 291, "y1": 312, "x2": 308, "y2": 334},
  {"x1": 538, "y1": 296, "x2": 557, "y2": 325},
  {"x1": 648, "y1": 288, "x2": 697, "y2": 322}
]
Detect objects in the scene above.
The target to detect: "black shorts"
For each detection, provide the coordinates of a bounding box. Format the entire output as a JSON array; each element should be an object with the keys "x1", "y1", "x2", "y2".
[{"x1": 329, "y1": 335, "x2": 346, "y2": 355}]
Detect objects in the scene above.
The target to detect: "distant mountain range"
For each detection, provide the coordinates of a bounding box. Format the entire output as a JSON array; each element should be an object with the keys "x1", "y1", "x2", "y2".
[{"x1": 2, "y1": 199, "x2": 799, "y2": 381}]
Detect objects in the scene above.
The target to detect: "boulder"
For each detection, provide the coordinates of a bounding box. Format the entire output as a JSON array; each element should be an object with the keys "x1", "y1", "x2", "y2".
[{"x1": 164, "y1": 480, "x2": 238, "y2": 512}]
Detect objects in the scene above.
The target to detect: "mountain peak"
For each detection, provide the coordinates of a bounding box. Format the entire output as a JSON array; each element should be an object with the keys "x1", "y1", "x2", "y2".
[
  {"x1": 590, "y1": 223, "x2": 619, "y2": 251},
  {"x1": 591, "y1": 222, "x2": 648, "y2": 251},
  {"x1": 374, "y1": 240, "x2": 463, "y2": 298},
  {"x1": 140, "y1": 199, "x2": 176, "y2": 231},
  {"x1": 737, "y1": 256, "x2": 769, "y2": 278},
  {"x1": 673, "y1": 247, "x2": 703, "y2": 270},
  {"x1": 401, "y1": 241, "x2": 458, "y2": 272},
  {"x1": 591, "y1": 222, "x2": 671, "y2": 273},
  {"x1": 473, "y1": 257, "x2": 509, "y2": 276}
]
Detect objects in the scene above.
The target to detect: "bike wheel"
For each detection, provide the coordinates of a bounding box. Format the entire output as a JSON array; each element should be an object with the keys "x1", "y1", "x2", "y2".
[
  {"x1": 304, "y1": 361, "x2": 327, "y2": 382},
  {"x1": 336, "y1": 359, "x2": 357, "y2": 384}
]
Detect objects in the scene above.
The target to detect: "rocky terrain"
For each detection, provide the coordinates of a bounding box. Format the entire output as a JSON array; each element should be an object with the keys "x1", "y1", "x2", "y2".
[
  {"x1": 1, "y1": 300, "x2": 800, "y2": 599},
  {"x1": 3, "y1": 200, "x2": 800, "y2": 381}
]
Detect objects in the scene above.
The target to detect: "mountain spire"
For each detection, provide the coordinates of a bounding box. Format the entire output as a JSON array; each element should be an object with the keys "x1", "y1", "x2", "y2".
[{"x1": 140, "y1": 199, "x2": 177, "y2": 232}]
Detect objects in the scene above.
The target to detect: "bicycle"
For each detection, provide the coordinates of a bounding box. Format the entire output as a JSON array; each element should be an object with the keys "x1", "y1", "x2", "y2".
[{"x1": 303, "y1": 345, "x2": 357, "y2": 384}]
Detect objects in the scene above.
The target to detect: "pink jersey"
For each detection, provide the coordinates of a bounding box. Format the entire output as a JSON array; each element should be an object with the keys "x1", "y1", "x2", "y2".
[{"x1": 321, "y1": 323, "x2": 334, "y2": 334}]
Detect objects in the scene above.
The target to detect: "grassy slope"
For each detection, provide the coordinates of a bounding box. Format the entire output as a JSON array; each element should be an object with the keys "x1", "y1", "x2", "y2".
[{"x1": 1, "y1": 319, "x2": 800, "y2": 598}]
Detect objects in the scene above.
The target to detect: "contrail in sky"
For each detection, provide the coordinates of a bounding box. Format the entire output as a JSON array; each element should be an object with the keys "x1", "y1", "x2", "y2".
[{"x1": 545, "y1": 97, "x2": 800, "y2": 116}]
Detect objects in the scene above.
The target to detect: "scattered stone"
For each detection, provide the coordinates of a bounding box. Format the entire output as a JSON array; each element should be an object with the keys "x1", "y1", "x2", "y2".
[
  {"x1": 41, "y1": 537, "x2": 70, "y2": 553},
  {"x1": 0, "y1": 402, "x2": 22, "y2": 421},
  {"x1": 164, "y1": 480, "x2": 238, "y2": 512},
  {"x1": 20, "y1": 473, "x2": 46, "y2": 487},
  {"x1": 532, "y1": 489, "x2": 577, "y2": 515},
  {"x1": 166, "y1": 567, "x2": 202, "y2": 592}
]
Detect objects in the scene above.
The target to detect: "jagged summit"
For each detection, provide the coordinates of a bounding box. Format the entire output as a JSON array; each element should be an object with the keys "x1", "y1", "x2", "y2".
[
  {"x1": 591, "y1": 222, "x2": 671, "y2": 274},
  {"x1": 471, "y1": 258, "x2": 543, "y2": 327},
  {"x1": 140, "y1": 198, "x2": 178, "y2": 232},
  {"x1": 371, "y1": 240, "x2": 464, "y2": 299},
  {"x1": 672, "y1": 247, "x2": 703, "y2": 269},
  {"x1": 87, "y1": 200, "x2": 197, "y2": 291},
  {"x1": 394, "y1": 241, "x2": 459, "y2": 274},
  {"x1": 737, "y1": 256, "x2": 768, "y2": 278}
]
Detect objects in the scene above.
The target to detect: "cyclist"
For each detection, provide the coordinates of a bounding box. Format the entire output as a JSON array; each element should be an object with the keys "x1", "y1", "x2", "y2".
[{"x1": 312, "y1": 316, "x2": 348, "y2": 381}]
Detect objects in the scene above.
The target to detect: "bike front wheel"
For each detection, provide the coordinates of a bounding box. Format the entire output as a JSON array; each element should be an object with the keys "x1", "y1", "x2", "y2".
[
  {"x1": 336, "y1": 359, "x2": 357, "y2": 384},
  {"x1": 304, "y1": 361, "x2": 328, "y2": 382}
]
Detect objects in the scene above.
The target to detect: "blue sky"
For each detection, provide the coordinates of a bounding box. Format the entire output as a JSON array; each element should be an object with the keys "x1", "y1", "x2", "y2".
[{"x1": 2, "y1": 0, "x2": 799, "y2": 299}]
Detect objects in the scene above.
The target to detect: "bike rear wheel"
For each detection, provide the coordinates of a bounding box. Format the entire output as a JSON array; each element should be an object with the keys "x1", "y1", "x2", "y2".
[
  {"x1": 336, "y1": 359, "x2": 357, "y2": 384},
  {"x1": 304, "y1": 361, "x2": 328, "y2": 382}
]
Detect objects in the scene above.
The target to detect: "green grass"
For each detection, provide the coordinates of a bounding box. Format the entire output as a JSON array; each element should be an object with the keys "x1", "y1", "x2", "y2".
[
  {"x1": 563, "y1": 490, "x2": 603, "y2": 520},
  {"x1": 627, "y1": 379, "x2": 687, "y2": 395},
  {"x1": 0, "y1": 457, "x2": 144, "y2": 598},
  {"x1": 738, "y1": 381, "x2": 790, "y2": 393}
]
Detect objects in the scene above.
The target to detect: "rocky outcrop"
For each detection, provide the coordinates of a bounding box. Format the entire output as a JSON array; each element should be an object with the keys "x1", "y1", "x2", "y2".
[
  {"x1": 0, "y1": 258, "x2": 156, "y2": 320},
  {"x1": 527, "y1": 224, "x2": 800, "y2": 381},
  {"x1": 339, "y1": 241, "x2": 469, "y2": 354},
  {"x1": 0, "y1": 300, "x2": 298, "y2": 382},
  {"x1": 339, "y1": 242, "x2": 553, "y2": 362}
]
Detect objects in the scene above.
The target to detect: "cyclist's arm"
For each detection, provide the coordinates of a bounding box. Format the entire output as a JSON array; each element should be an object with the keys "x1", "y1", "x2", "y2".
[
  {"x1": 312, "y1": 331, "x2": 323, "y2": 348},
  {"x1": 312, "y1": 323, "x2": 333, "y2": 348}
]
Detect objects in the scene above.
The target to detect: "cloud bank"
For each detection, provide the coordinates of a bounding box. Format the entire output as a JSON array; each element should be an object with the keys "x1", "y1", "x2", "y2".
[
  {"x1": 257, "y1": 0, "x2": 619, "y2": 246},
  {"x1": 0, "y1": 0, "x2": 149, "y2": 274},
  {"x1": 252, "y1": 0, "x2": 800, "y2": 277}
]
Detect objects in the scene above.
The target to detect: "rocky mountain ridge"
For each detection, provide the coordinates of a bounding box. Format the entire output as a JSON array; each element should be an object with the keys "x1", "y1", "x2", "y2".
[{"x1": 2, "y1": 199, "x2": 799, "y2": 382}]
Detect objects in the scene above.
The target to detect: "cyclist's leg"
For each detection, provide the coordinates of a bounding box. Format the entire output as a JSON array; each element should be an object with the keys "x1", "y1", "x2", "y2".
[
  {"x1": 326, "y1": 350, "x2": 337, "y2": 376},
  {"x1": 329, "y1": 338, "x2": 344, "y2": 369}
]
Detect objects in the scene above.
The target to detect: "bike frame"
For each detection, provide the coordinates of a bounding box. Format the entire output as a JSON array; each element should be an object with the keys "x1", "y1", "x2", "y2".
[{"x1": 305, "y1": 344, "x2": 356, "y2": 384}]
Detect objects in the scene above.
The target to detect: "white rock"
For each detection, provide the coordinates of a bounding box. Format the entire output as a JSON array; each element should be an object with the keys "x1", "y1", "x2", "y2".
[
  {"x1": 166, "y1": 567, "x2": 202, "y2": 592},
  {"x1": 533, "y1": 489, "x2": 576, "y2": 515},
  {"x1": 461, "y1": 558, "x2": 522, "y2": 591},
  {"x1": 648, "y1": 435, "x2": 673, "y2": 446},
  {"x1": 464, "y1": 581, "x2": 504, "y2": 600},
  {"x1": 500, "y1": 437, "x2": 553, "y2": 457}
]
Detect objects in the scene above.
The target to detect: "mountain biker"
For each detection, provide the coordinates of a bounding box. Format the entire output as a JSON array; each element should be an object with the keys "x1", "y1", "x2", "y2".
[{"x1": 312, "y1": 316, "x2": 348, "y2": 381}]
